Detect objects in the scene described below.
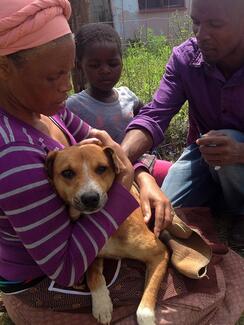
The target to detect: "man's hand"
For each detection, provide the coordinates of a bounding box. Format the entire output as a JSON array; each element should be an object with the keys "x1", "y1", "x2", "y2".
[
  {"x1": 135, "y1": 170, "x2": 173, "y2": 237},
  {"x1": 196, "y1": 130, "x2": 243, "y2": 167}
]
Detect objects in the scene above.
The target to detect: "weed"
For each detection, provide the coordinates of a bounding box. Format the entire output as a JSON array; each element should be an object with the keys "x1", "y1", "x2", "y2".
[{"x1": 119, "y1": 27, "x2": 190, "y2": 160}]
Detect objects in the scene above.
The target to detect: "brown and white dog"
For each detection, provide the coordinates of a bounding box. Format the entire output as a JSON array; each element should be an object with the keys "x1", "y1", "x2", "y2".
[{"x1": 46, "y1": 143, "x2": 169, "y2": 325}]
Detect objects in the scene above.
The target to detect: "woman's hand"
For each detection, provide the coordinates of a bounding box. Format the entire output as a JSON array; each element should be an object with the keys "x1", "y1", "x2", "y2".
[
  {"x1": 88, "y1": 129, "x2": 134, "y2": 190},
  {"x1": 135, "y1": 169, "x2": 173, "y2": 237}
]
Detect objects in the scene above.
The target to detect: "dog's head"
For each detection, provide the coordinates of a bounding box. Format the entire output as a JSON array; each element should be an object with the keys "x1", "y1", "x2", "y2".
[{"x1": 46, "y1": 143, "x2": 124, "y2": 218}]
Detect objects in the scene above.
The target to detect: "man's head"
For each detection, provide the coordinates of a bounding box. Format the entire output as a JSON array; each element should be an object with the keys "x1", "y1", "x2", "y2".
[{"x1": 190, "y1": 0, "x2": 244, "y2": 68}]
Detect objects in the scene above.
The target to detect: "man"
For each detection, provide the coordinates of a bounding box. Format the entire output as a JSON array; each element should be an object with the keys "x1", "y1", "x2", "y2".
[{"x1": 122, "y1": 0, "x2": 244, "y2": 249}]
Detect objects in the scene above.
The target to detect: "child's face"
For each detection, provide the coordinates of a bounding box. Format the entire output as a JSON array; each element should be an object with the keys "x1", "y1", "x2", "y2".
[{"x1": 80, "y1": 41, "x2": 122, "y2": 92}]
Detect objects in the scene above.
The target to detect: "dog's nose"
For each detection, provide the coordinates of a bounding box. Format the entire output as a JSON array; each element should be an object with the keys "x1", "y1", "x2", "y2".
[{"x1": 81, "y1": 192, "x2": 100, "y2": 208}]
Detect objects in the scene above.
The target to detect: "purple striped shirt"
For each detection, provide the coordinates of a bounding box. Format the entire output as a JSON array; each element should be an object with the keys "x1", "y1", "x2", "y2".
[{"x1": 0, "y1": 107, "x2": 138, "y2": 286}]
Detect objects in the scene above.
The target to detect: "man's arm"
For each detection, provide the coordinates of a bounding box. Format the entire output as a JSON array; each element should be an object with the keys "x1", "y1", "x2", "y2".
[
  {"x1": 121, "y1": 128, "x2": 153, "y2": 163},
  {"x1": 121, "y1": 46, "x2": 188, "y2": 163}
]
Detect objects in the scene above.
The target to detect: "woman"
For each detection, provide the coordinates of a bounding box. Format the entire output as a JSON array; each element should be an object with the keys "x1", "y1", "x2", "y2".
[{"x1": 0, "y1": 0, "x2": 172, "y2": 323}]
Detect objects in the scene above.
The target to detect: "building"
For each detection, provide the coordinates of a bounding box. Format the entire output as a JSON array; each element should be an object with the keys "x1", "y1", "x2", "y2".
[{"x1": 108, "y1": 0, "x2": 192, "y2": 40}]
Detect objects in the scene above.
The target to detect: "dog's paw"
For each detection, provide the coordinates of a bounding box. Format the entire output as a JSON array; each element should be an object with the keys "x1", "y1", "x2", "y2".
[
  {"x1": 92, "y1": 286, "x2": 113, "y2": 324},
  {"x1": 136, "y1": 307, "x2": 156, "y2": 325}
]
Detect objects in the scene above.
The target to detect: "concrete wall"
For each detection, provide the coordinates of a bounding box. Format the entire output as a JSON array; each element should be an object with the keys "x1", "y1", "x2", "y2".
[{"x1": 110, "y1": 0, "x2": 192, "y2": 41}]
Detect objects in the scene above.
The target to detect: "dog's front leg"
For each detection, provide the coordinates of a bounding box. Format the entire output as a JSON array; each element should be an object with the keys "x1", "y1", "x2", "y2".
[{"x1": 87, "y1": 258, "x2": 113, "y2": 324}]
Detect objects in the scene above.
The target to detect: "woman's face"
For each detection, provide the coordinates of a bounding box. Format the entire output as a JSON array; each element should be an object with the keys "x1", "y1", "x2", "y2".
[{"x1": 5, "y1": 35, "x2": 75, "y2": 117}]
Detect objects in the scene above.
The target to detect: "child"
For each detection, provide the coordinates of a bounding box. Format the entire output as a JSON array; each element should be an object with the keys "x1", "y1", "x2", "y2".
[{"x1": 66, "y1": 22, "x2": 172, "y2": 185}]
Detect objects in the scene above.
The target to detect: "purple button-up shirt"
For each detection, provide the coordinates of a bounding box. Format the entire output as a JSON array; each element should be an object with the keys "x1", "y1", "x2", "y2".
[{"x1": 127, "y1": 37, "x2": 244, "y2": 147}]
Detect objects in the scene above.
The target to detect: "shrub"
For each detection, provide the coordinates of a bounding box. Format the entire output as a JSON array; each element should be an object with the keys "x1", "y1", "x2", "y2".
[
  {"x1": 168, "y1": 11, "x2": 193, "y2": 47},
  {"x1": 119, "y1": 26, "x2": 190, "y2": 161},
  {"x1": 119, "y1": 29, "x2": 171, "y2": 103}
]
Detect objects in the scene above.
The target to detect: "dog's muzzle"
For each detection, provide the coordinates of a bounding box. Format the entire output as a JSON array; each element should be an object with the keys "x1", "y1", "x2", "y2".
[
  {"x1": 72, "y1": 191, "x2": 106, "y2": 213},
  {"x1": 80, "y1": 192, "x2": 100, "y2": 209}
]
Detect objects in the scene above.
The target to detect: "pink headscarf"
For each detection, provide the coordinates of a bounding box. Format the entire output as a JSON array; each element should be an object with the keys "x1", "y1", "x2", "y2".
[{"x1": 0, "y1": 0, "x2": 72, "y2": 56}]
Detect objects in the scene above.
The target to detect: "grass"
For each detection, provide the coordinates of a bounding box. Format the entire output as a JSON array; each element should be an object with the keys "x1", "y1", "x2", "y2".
[
  {"x1": 0, "y1": 313, "x2": 14, "y2": 325},
  {"x1": 237, "y1": 315, "x2": 244, "y2": 325},
  {"x1": 119, "y1": 29, "x2": 172, "y2": 104}
]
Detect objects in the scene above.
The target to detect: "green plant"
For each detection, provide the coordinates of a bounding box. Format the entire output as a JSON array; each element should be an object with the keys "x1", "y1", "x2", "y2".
[
  {"x1": 119, "y1": 29, "x2": 171, "y2": 103},
  {"x1": 168, "y1": 11, "x2": 193, "y2": 47},
  {"x1": 157, "y1": 103, "x2": 189, "y2": 161},
  {"x1": 119, "y1": 28, "x2": 189, "y2": 160}
]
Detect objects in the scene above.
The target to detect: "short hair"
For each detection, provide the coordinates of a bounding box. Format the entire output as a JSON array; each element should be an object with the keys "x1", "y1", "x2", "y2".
[{"x1": 75, "y1": 23, "x2": 122, "y2": 62}]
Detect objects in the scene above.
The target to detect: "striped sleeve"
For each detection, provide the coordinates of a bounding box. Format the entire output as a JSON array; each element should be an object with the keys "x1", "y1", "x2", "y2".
[
  {"x1": 0, "y1": 142, "x2": 138, "y2": 286},
  {"x1": 60, "y1": 108, "x2": 91, "y2": 142}
]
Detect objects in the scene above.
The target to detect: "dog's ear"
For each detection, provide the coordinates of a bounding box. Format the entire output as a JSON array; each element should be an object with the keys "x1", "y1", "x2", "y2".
[
  {"x1": 45, "y1": 151, "x2": 58, "y2": 179},
  {"x1": 103, "y1": 147, "x2": 125, "y2": 174}
]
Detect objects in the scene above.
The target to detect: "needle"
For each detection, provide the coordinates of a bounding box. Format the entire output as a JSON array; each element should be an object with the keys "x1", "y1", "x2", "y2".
[{"x1": 199, "y1": 133, "x2": 221, "y2": 171}]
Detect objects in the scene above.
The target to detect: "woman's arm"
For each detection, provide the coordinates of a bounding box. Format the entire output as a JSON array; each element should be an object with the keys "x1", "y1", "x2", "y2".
[{"x1": 0, "y1": 142, "x2": 138, "y2": 286}]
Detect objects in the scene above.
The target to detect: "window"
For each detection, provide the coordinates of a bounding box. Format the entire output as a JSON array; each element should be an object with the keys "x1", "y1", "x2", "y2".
[{"x1": 138, "y1": 0, "x2": 185, "y2": 10}]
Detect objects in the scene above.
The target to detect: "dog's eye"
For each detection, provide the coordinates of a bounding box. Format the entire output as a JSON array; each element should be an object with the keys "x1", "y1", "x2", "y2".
[
  {"x1": 61, "y1": 169, "x2": 75, "y2": 179},
  {"x1": 96, "y1": 165, "x2": 107, "y2": 175}
]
